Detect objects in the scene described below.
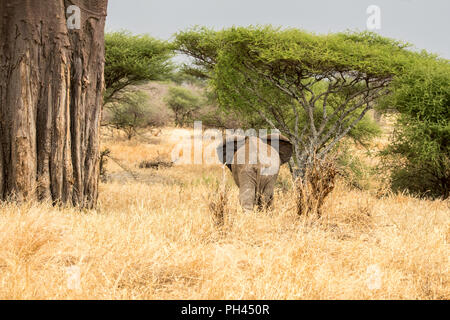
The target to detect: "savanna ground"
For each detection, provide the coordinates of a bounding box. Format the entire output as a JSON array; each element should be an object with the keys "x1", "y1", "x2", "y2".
[{"x1": 0, "y1": 126, "x2": 448, "y2": 300}]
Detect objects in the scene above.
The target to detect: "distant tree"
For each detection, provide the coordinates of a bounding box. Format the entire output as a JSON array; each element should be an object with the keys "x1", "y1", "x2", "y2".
[
  {"x1": 165, "y1": 87, "x2": 203, "y2": 127},
  {"x1": 104, "y1": 31, "x2": 174, "y2": 105},
  {"x1": 379, "y1": 55, "x2": 450, "y2": 199},
  {"x1": 175, "y1": 26, "x2": 410, "y2": 178},
  {"x1": 108, "y1": 91, "x2": 153, "y2": 140}
]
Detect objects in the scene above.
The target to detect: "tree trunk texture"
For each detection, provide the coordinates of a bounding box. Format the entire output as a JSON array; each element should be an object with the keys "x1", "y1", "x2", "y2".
[{"x1": 0, "y1": 0, "x2": 108, "y2": 208}]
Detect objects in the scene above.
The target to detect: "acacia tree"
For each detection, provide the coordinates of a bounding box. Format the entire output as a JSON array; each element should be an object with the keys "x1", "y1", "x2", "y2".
[
  {"x1": 104, "y1": 31, "x2": 174, "y2": 105},
  {"x1": 175, "y1": 26, "x2": 411, "y2": 177},
  {"x1": 165, "y1": 86, "x2": 202, "y2": 127},
  {"x1": 108, "y1": 91, "x2": 152, "y2": 139},
  {"x1": 0, "y1": 0, "x2": 108, "y2": 208}
]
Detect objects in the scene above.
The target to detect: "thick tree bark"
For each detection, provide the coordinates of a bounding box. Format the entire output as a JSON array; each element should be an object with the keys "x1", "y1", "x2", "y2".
[{"x1": 0, "y1": 0, "x2": 108, "y2": 208}]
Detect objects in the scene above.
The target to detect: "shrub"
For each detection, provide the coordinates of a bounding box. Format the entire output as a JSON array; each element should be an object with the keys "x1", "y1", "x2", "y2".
[
  {"x1": 107, "y1": 91, "x2": 154, "y2": 139},
  {"x1": 379, "y1": 55, "x2": 450, "y2": 199},
  {"x1": 165, "y1": 86, "x2": 203, "y2": 127},
  {"x1": 295, "y1": 155, "x2": 337, "y2": 217}
]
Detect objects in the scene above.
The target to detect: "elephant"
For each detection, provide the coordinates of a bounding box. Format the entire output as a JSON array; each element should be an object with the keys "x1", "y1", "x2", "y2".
[{"x1": 216, "y1": 134, "x2": 293, "y2": 211}]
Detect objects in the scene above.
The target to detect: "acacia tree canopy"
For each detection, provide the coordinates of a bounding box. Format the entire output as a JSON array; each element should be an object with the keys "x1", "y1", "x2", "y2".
[
  {"x1": 175, "y1": 26, "x2": 413, "y2": 175},
  {"x1": 104, "y1": 31, "x2": 174, "y2": 104}
]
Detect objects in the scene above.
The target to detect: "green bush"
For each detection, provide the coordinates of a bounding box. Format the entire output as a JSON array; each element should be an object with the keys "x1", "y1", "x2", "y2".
[
  {"x1": 165, "y1": 86, "x2": 203, "y2": 127},
  {"x1": 379, "y1": 55, "x2": 450, "y2": 199},
  {"x1": 336, "y1": 142, "x2": 375, "y2": 191},
  {"x1": 108, "y1": 91, "x2": 153, "y2": 139}
]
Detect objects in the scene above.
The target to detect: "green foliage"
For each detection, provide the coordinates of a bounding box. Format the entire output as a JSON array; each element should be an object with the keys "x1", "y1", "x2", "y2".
[
  {"x1": 108, "y1": 91, "x2": 153, "y2": 139},
  {"x1": 165, "y1": 87, "x2": 203, "y2": 127},
  {"x1": 336, "y1": 143, "x2": 374, "y2": 191},
  {"x1": 346, "y1": 113, "x2": 382, "y2": 147},
  {"x1": 104, "y1": 31, "x2": 174, "y2": 104},
  {"x1": 197, "y1": 88, "x2": 267, "y2": 129},
  {"x1": 199, "y1": 106, "x2": 267, "y2": 130},
  {"x1": 379, "y1": 57, "x2": 450, "y2": 198}
]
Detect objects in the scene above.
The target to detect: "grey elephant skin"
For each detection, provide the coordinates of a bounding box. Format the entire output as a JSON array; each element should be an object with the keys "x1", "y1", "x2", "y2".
[{"x1": 216, "y1": 134, "x2": 293, "y2": 210}]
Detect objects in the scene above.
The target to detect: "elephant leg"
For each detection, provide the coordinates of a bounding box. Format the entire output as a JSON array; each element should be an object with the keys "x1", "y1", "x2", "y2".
[
  {"x1": 258, "y1": 175, "x2": 277, "y2": 210},
  {"x1": 238, "y1": 170, "x2": 257, "y2": 211},
  {"x1": 239, "y1": 181, "x2": 256, "y2": 211}
]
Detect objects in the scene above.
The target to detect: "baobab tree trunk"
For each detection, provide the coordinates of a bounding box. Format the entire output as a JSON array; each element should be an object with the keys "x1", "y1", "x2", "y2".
[{"x1": 0, "y1": 0, "x2": 108, "y2": 208}]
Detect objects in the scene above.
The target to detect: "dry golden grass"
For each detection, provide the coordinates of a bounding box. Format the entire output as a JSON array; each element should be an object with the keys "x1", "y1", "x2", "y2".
[{"x1": 0, "y1": 127, "x2": 448, "y2": 299}]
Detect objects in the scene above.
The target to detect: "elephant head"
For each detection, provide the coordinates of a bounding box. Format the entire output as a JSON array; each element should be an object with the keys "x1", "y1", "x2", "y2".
[{"x1": 216, "y1": 133, "x2": 293, "y2": 210}]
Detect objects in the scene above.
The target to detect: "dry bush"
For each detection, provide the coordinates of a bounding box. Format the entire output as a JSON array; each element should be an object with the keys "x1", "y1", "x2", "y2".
[
  {"x1": 295, "y1": 156, "x2": 337, "y2": 217},
  {"x1": 208, "y1": 185, "x2": 230, "y2": 229},
  {"x1": 139, "y1": 159, "x2": 173, "y2": 169},
  {"x1": 99, "y1": 148, "x2": 111, "y2": 182},
  {"x1": 207, "y1": 168, "x2": 233, "y2": 234}
]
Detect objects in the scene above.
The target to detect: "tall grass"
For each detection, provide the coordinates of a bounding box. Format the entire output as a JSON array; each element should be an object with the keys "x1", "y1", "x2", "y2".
[{"x1": 0, "y1": 128, "x2": 447, "y2": 299}]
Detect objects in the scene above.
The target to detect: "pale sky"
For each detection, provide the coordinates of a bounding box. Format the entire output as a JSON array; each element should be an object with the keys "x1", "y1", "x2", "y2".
[{"x1": 106, "y1": 0, "x2": 450, "y2": 59}]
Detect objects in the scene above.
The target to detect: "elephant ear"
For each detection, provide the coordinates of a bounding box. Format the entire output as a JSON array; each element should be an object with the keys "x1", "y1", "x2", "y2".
[
  {"x1": 216, "y1": 136, "x2": 246, "y2": 171},
  {"x1": 261, "y1": 134, "x2": 293, "y2": 165}
]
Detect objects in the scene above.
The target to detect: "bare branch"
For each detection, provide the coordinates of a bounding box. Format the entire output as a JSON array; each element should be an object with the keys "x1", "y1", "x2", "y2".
[{"x1": 318, "y1": 103, "x2": 373, "y2": 158}]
